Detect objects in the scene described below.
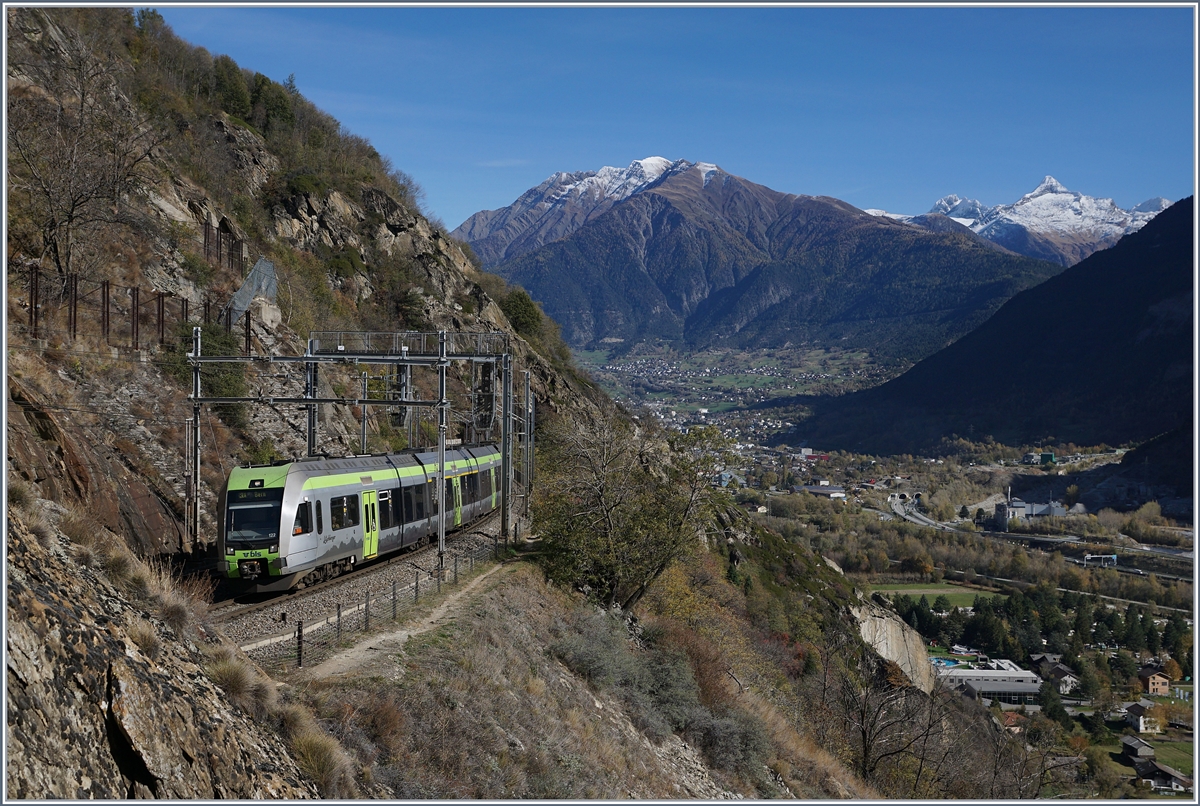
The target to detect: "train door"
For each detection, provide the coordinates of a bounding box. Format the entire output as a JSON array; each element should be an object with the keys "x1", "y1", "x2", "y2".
[
  {"x1": 362, "y1": 490, "x2": 379, "y2": 559},
  {"x1": 490, "y1": 467, "x2": 497, "y2": 508},
  {"x1": 451, "y1": 477, "x2": 463, "y2": 527}
]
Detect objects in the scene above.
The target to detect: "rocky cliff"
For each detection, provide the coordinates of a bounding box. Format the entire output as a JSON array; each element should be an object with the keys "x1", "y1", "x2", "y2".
[
  {"x1": 5, "y1": 504, "x2": 318, "y2": 798},
  {"x1": 850, "y1": 602, "x2": 937, "y2": 694}
]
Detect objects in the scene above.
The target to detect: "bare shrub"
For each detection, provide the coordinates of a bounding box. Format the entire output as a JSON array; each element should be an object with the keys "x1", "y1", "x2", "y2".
[
  {"x1": 292, "y1": 728, "x2": 356, "y2": 797},
  {"x1": 367, "y1": 695, "x2": 407, "y2": 760},
  {"x1": 127, "y1": 619, "x2": 161, "y2": 660}
]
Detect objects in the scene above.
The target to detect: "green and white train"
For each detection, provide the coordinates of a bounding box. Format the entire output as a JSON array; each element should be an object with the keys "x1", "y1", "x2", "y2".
[{"x1": 218, "y1": 444, "x2": 502, "y2": 592}]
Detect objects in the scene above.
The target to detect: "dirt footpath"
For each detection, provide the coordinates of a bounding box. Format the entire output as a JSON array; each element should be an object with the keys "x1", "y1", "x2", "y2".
[{"x1": 297, "y1": 563, "x2": 506, "y2": 680}]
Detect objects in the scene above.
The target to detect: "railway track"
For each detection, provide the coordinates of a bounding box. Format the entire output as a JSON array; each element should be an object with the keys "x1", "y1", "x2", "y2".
[{"x1": 209, "y1": 509, "x2": 504, "y2": 627}]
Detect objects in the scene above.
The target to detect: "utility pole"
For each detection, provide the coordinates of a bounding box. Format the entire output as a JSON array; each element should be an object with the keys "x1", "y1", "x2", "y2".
[
  {"x1": 189, "y1": 326, "x2": 202, "y2": 548},
  {"x1": 501, "y1": 352, "x2": 513, "y2": 541},
  {"x1": 360, "y1": 371, "x2": 368, "y2": 453},
  {"x1": 306, "y1": 337, "x2": 318, "y2": 456},
  {"x1": 523, "y1": 370, "x2": 533, "y2": 517},
  {"x1": 437, "y1": 331, "x2": 448, "y2": 573}
]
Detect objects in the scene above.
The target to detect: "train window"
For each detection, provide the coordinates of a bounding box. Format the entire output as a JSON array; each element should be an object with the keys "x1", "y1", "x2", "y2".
[
  {"x1": 330, "y1": 495, "x2": 360, "y2": 531},
  {"x1": 401, "y1": 487, "x2": 413, "y2": 523},
  {"x1": 293, "y1": 502, "x2": 313, "y2": 535},
  {"x1": 428, "y1": 481, "x2": 438, "y2": 514},
  {"x1": 445, "y1": 478, "x2": 455, "y2": 507},
  {"x1": 481, "y1": 470, "x2": 492, "y2": 498},
  {"x1": 316, "y1": 501, "x2": 323, "y2": 534},
  {"x1": 413, "y1": 486, "x2": 425, "y2": 520},
  {"x1": 379, "y1": 490, "x2": 394, "y2": 530}
]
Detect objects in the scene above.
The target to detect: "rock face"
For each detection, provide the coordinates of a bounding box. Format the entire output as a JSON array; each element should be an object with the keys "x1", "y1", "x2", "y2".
[
  {"x1": 850, "y1": 603, "x2": 936, "y2": 694},
  {"x1": 5, "y1": 511, "x2": 318, "y2": 798}
]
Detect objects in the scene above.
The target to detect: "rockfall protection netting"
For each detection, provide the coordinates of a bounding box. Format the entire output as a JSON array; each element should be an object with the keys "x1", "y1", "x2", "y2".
[{"x1": 222, "y1": 257, "x2": 278, "y2": 325}]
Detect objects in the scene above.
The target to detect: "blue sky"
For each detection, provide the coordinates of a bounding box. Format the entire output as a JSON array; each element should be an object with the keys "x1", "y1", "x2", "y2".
[{"x1": 158, "y1": 5, "x2": 1196, "y2": 230}]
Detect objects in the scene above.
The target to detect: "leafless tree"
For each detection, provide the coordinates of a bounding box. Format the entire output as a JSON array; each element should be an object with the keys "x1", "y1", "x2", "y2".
[{"x1": 7, "y1": 11, "x2": 166, "y2": 277}]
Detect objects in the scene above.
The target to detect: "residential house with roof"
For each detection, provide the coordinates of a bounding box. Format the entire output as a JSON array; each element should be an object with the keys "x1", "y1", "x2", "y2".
[
  {"x1": 1047, "y1": 663, "x2": 1080, "y2": 695},
  {"x1": 1139, "y1": 667, "x2": 1170, "y2": 696},
  {"x1": 1121, "y1": 735, "x2": 1156, "y2": 761},
  {"x1": 1126, "y1": 699, "x2": 1162, "y2": 734},
  {"x1": 1133, "y1": 760, "x2": 1194, "y2": 794}
]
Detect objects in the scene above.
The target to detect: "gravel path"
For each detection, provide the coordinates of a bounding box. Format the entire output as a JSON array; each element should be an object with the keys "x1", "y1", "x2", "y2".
[
  {"x1": 218, "y1": 525, "x2": 509, "y2": 648},
  {"x1": 296, "y1": 561, "x2": 507, "y2": 680}
]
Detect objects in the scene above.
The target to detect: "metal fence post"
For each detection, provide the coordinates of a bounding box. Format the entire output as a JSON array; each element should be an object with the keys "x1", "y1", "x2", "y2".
[
  {"x1": 337, "y1": 603, "x2": 342, "y2": 644},
  {"x1": 392, "y1": 580, "x2": 398, "y2": 621},
  {"x1": 365, "y1": 590, "x2": 371, "y2": 630},
  {"x1": 436, "y1": 571, "x2": 441, "y2": 594},
  {"x1": 455, "y1": 555, "x2": 459, "y2": 584},
  {"x1": 414, "y1": 573, "x2": 419, "y2": 603},
  {"x1": 297, "y1": 620, "x2": 304, "y2": 668}
]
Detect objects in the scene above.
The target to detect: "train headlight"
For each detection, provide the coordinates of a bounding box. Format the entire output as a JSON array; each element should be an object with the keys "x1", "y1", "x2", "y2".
[
  {"x1": 269, "y1": 544, "x2": 278, "y2": 554},
  {"x1": 225, "y1": 546, "x2": 235, "y2": 556}
]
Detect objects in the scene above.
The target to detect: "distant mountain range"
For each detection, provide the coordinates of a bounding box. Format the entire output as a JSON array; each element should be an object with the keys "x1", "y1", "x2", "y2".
[
  {"x1": 786, "y1": 196, "x2": 1194, "y2": 457},
  {"x1": 454, "y1": 158, "x2": 1068, "y2": 363},
  {"x1": 867, "y1": 177, "x2": 1170, "y2": 267}
]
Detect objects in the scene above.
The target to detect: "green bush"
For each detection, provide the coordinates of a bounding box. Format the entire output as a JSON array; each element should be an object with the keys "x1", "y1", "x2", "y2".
[{"x1": 500, "y1": 289, "x2": 543, "y2": 338}]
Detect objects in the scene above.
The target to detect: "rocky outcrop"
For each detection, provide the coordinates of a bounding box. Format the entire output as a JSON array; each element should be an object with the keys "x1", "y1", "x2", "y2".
[
  {"x1": 850, "y1": 602, "x2": 936, "y2": 694},
  {"x1": 5, "y1": 510, "x2": 318, "y2": 798}
]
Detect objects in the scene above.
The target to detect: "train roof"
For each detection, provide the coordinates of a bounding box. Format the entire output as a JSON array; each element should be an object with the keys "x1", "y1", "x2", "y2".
[{"x1": 227, "y1": 444, "x2": 500, "y2": 487}]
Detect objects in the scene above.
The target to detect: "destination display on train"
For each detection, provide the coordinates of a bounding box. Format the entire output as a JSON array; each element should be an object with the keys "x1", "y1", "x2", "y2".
[{"x1": 229, "y1": 488, "x2": 283, "y2": 504}]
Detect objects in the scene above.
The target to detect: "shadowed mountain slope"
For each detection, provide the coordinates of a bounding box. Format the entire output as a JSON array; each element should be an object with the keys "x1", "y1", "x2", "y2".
[{"x1": 785, "y1": 196, "x2": 1194, "y2": 456}]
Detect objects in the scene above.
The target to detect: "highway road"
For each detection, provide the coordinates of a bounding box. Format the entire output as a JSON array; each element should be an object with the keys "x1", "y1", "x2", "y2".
[{"x1": 888, "y1": 501, "x2": 1190, "y2": 581}]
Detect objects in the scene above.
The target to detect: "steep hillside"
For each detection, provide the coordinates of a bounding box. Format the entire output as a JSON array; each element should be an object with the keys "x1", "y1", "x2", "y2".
[
  {"x1": 788, "y1": 196, "x2": 1194, "y2": 459},
  {"x1": 6, "y1": 7, "x2": 601, "y2": 562},
  {"x1": 466, "y1": 159, "x2": 1064, "y2": 364}
]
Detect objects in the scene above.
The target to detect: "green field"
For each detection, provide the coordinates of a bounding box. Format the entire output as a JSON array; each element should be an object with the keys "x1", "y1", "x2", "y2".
[
  {"x1": 870, "y1": 582, "x2": 1006, "y2": 609},
  {"x1": 1152, "y1": 740, "x2": 1194, "y2": 776}
]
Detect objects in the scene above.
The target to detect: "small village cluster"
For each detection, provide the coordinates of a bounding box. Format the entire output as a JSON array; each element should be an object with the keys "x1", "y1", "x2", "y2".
[{"x1": 934, "y1": 650, "x2": 1193, "y2": 794}]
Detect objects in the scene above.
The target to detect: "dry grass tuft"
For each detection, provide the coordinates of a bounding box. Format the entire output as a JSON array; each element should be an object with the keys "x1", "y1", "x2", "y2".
[
  {"x1": 71, "y1": 541, "x2": 97, "y2": 568},
  {"x1": 60, "y1": 509, "x2": 96, "y2": 546},
  {"x1": 206, "y1": 653, "x2": 278, "y2": 720},
  {"x1": 276, "y1": 703, "x2": 314, "y2": 741},
  {"x1": 100, "y1": 547, "x2": 135, "y2": 585},
  {"x1": 7, "y1": 478, "x2": 34, "y2": 511},
  {"x1": 158, "y1": 591, "x2": 191, "y2": 634},
  {"x1": 291, "y1": 728, "x2": 357, "y2": 798},
  {"x1": 205, "y1": 642, "x2": 237, "y2": 665},
  {"x1": 208, "y1": 657, "x2": 253, "y2": 698},
  {"x1": 27, "y1": 518, "x2": 55, "y2": 545},
  {"x1": 127, "y1": 619, "x2": 162, "y2": 660}
]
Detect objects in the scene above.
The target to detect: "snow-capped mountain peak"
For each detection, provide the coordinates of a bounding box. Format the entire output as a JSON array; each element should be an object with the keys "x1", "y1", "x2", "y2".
[
  {"x1": 1022, "y1": 175, "x2": 1070, "y2": 200},
  {"x1": 453, "y1": 156, "x2": 723, "y2": 266},
  {"x1": 865, "y1": 177, "x2": 1173, "y2": 267},
  {"x1": 1132, "y1": 197, "x2": 1171, "y2": 214}
]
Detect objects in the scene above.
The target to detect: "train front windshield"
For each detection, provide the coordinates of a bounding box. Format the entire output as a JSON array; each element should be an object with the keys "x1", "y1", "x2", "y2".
[{"x1": 226, "y1": 489, "x2": 284, "y2": 546}]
